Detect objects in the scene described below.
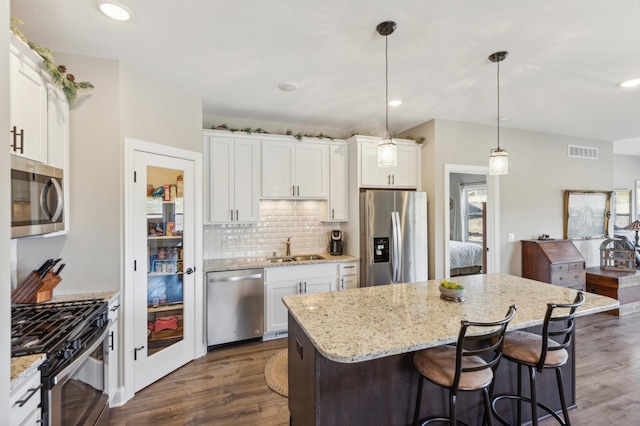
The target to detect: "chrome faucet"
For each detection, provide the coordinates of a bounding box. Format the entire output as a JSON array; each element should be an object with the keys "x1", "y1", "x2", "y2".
[{"x1": 286, "y1": 237, "x2": 291, "y2": 257}]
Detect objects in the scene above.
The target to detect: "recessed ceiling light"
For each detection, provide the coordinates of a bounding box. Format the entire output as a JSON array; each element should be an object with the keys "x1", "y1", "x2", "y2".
[
  {"x1": 619, "y1": 78, "x2": 640, "y2": 88},
  {"x1": 388, "y1": 99, "x2": 402, "y2": 107},
  {"x1": 99, "y1": 2, "x2": 131, "y2": 21},
  {"x1": 278, "y1": 83, "x2": 298, "y2": 91}
]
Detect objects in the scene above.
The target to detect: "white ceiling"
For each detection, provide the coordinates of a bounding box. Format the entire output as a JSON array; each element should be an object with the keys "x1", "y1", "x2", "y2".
[{"x1": 10, "y1": 0, "x2": 640, "y2": 152}]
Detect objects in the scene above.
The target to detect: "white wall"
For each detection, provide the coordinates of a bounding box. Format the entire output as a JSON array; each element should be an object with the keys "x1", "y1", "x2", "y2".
[
  {"x1": 14, "y1": 55, "x2": 202, "y2": 296},
  {"x1": 204, "y1": 200, "x2": 341, "y2": 259},
  {"x1": 1, "y1": 0, "x2": 12, "y2": 414},
  {"x1": 14, "y1": 55, "x2": 121, "y2": 294},
  {"x1": 403, "y1": 118, "x2": 614, "y2": 277},
  {"x1": 613, "y1": 154, "x2": 640, "y2": 220}
]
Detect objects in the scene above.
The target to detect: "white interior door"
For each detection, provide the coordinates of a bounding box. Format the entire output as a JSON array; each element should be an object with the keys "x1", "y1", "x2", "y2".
[
  {"x1": 443, "y1": 164, "x2": 499, "y2": 278},
  {"x1": 133, "y1": 150, "x2": 196, "y2": 392}
]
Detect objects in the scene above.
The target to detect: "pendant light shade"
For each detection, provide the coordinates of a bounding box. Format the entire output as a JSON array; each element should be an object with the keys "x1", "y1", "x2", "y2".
[
  {"x1": 377, "y1": 21, "x2": 397, "y2": 168},
  {"x1": 488, "y1": 51, "x2": 509, "y2": 175}
]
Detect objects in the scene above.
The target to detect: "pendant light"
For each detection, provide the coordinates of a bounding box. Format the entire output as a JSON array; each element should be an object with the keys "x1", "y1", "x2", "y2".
[
  {"x1": 488, "y1": 51, "x2": 509, "y2": 175},
  {"x1": 377, "y1": 21, "x2": 397, "y2": 168}
]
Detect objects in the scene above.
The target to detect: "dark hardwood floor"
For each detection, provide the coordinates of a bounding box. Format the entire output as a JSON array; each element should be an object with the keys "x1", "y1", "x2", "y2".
[
  {"x1": 109, "y1": 338, "x2": 289, "y2": 426},
  {"x1": 110, "y1": 312, "x2": 640, "y2": 426}
]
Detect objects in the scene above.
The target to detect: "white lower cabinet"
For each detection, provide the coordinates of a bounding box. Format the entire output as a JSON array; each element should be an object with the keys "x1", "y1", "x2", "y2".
[
  {"x1": 10, "y1": 367, "x2": 42, "y2": 426},
  {"x1": 107, "y1": 294, "x2": 121, "y2": 406},
  {"x1": 334, "y1": 261, "x2": 359, "y2": 291},
  {"x1": 264, "y1": 264, "x2": 335, "y2": 338}
]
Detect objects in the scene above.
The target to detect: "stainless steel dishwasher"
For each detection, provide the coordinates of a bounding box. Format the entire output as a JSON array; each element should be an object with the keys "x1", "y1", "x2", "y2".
[{"x1": 207, "y1": 268, "x2": 264, "y2": 346}]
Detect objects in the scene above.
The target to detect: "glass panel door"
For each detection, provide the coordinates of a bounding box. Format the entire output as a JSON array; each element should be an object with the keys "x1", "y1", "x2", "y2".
[
  {"x1": 146, "y1": 166, "x2": 184, "y2": 356},
  {"x1": 134, "y1": 151, "x2": 195, "y2": 392}
]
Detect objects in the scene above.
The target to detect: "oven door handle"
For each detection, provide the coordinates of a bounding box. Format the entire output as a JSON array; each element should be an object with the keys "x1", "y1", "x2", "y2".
[{"x1": 52, "y1": 324, "x2": 110, "y2": 386}]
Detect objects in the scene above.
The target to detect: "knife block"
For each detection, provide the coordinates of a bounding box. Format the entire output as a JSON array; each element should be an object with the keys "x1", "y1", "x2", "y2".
[{"x1": 11, "y1": 270, "x2": 62, "y2": 304}]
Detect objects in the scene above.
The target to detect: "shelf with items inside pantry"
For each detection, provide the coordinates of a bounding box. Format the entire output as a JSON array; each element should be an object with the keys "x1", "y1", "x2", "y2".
[{"x1": 146, "y1": 172, "x2": 185, "y2": 355}]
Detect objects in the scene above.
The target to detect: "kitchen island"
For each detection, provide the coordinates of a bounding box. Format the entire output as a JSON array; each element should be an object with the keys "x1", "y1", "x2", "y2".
[{"x1": 283, "y1": 273, "x2": 618, "y2": 426}]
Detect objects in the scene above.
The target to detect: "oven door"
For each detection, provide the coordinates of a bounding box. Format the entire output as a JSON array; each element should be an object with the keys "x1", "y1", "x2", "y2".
[{"x1": 49, "y1": 327, "x2": 110, "y2": 426}]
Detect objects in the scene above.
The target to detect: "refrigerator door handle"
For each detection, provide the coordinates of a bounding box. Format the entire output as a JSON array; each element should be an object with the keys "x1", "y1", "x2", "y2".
[
  {"x1": 394, "y1": 211, "x2": 402, "y2": 282},
  {"x1": 391, "y1": 212, "x2": 402, "y2": 282}
]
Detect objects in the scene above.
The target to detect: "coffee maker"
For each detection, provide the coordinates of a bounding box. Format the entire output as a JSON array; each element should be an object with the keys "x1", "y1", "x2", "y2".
[{"x1": 329, "y1": 230, "x2": 344, "y2": 256}]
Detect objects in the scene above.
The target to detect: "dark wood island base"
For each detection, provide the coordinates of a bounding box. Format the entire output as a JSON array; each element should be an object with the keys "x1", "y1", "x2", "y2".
[{"x1": 288, "y1": 314, "x2": 574, "y2": 426}]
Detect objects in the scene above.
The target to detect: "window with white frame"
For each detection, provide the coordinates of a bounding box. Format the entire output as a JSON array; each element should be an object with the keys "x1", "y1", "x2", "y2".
[{"x1": 463, "y1": 183, "x2": 486, "y2": 243}]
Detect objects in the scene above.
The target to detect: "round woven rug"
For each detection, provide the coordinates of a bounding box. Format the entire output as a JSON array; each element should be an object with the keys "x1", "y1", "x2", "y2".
[{"x1": 264, "y1": 348, "x2": 288, "y2": 397}]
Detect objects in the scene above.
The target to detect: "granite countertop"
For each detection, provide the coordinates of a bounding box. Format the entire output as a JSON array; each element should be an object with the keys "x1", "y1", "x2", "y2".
[
  {"x1": 47, "y1": 290, "x2": 119, "y2": 303},
  {"x1": 204, "y1": 254, "x2": 358, "y2": 272},
  {"x1": 282, "y1": 273, "x2": 619, "y2": 364},
  {"x1": 11, "y1": 353, "x2": 46, "y2": 392},
  {"x1": 11, "y1": 290, "x2": 119, "y2": 389}
]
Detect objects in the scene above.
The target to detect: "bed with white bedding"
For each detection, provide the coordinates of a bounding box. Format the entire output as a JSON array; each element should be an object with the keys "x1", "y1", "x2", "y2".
[{"x1": 450, "y1": 240, "x2": 483, "y2": 276}]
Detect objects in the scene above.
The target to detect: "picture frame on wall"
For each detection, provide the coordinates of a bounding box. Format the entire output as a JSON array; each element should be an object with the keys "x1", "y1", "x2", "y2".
[{"x1": 564, "y1": 190, "x2": 612, "y2": 239}]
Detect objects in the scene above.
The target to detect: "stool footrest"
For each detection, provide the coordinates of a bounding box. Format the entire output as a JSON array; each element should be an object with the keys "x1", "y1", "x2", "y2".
[
  {"x1": 417, "y1": 417, "x2": 471, "y2": 426},
  {"x1": 491, "y1": 394, "x2": 568, "y2": 426}
]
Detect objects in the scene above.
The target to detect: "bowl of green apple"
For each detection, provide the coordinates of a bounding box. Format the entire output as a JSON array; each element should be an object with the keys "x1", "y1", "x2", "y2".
[{"x1": 439, "y1": 280, "x2": 465, "y2": 302}]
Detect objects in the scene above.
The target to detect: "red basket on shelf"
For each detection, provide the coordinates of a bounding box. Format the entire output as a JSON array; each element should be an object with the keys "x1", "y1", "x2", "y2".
[{"x1": 154, "y1": 316, "x2": 179, "y2": 332}]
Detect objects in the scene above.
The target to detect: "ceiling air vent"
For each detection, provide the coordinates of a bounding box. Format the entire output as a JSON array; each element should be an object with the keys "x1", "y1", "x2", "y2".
[{"x1": 568, "y1": 145, "x2": 598, "y2": 160}]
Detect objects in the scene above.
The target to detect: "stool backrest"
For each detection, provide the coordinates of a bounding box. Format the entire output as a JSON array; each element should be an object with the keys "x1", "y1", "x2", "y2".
[
  {"x1": 452, "y1": 304, "x2": 517, "y2": 391},
  {"x1": 537, "y1": 291, "x2": 585, "y2": 372}
]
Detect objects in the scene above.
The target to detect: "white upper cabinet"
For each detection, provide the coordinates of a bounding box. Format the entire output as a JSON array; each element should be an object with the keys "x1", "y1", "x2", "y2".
[
  {"x1": 327, "y1": 143, "x2": 348, "y2": 221},
  {"x1": 350, "y1": 135, "x2": 420, "y2": 189},
  {"x1": 204, "y1": 132, "x2": 261, "y2": 224},
  {"x1": 10, "y1": 35, "x2": 48, "y2": 163},
  {"x1": 262, "y1": 138, "x2": 329, "y2": 199}
]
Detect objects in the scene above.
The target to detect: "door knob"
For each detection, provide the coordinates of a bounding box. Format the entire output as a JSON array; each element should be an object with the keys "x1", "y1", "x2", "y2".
[{"x1": 185, "y1": 267, "x2": 196, "y2": 274}]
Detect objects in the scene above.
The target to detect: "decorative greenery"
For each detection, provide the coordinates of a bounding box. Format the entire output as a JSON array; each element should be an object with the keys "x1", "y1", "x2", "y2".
[
  {"x1": 11, "y1": 18, "x2": 94, "y2": 105},
  {"x1": 211, "y1": 124, "x2": 426, "y2": 144}
]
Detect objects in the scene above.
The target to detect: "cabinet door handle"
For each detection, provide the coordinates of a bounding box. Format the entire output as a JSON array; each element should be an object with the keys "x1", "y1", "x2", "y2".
[
  {"x1": 392, "y1": 174, "x2": 395, "y2": 185},
  {"x1": 292, "y1": 185, "x2": 296, "y2": 196},
  {"x1": 235, "y1": 209, "x2": 239, "y2": 221},
  {"x1": 298, "y1": 282, "x2": 302, "y2": 293},
  {"x1": 14, "y1": 384, "x2": 42, "y2": 407},
  {"x1": 110, "y1": 304, "x2": 120, "y2": 312},
  {"x1": 340, "y1": 278, "x2": 344, "y2": 290},
  {"x1": 388, "y1": 174, "x2": 391, "y2": 185},
  {"x1": 332, "y1": 208, "x2": 335, "y2": 219},
  {"x1": 344, "y1": 265, "x2": 355, "y2": 269},
  {"x1": 10, "y1": 126, "x2": 25, "y2": 154},
  {"x1": 297, "y1": 185, "x2": 300, "y2": 196},
  {"x1": 230, "y1": 209, "x2": 234, "y2": 221},
  {"x1": 109, "y1": 331, "x2": 115, "y2": 350},
  {"x1": 304, "y1": 281, "x2": 307, "y2": 293}
]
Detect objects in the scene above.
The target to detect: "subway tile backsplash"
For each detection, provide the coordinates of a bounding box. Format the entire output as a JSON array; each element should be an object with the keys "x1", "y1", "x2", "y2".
[{"x1": 204, "y1": 200, "x2": 342, "y2": 259}]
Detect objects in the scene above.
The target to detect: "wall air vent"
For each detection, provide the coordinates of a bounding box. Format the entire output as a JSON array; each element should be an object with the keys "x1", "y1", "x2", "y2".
[{"x1": 568, "y1": 145, "x2": 598, "y2": 160}]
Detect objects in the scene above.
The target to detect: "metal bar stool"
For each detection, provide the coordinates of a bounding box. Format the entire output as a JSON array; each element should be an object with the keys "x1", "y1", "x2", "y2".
[
  {"x1": 491, "y1": 291, "x2": 585, "y2": 426},
  {"x1": 412, "y1": 305, "x2": 517, "y2": 426}
]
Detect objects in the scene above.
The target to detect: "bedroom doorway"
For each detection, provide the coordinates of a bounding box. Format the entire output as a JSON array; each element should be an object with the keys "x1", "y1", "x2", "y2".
[{"x1": 443, "y1": 165, "x2": 500, "y2": 278}]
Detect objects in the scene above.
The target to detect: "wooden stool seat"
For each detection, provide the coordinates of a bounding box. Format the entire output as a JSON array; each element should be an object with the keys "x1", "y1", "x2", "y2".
[
  {"x1": 492, "y1": 292, "x2": 584, "y2": 426},
  {"x1": 502, "y1": 331, "x2": 568, "y2": 367},
  {"x1": 412, "y1": 305, "x2": 517, "y2": 426},
  {"x1": 414, "y1": 345, "x2": 493, "y2": 391}
]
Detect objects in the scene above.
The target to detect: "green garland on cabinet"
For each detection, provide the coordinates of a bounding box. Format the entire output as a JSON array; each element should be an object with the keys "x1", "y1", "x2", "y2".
[
  {"x1": 210, "y1": 124, "x2": 426, "y2": 144},
  {"x1": 11, "y1": 18, "x2": 94, "y2": 105}
]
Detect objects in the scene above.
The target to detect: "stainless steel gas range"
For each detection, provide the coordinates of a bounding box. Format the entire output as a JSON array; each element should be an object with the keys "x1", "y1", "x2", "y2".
[{"x1": 11, "y1": 299, "x2": 110, "y2": 426}]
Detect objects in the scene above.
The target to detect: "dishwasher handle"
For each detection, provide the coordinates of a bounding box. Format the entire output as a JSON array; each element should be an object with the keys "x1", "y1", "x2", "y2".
[{"x1": 208, "y1": 273, "x2": 262, "y2": 283}]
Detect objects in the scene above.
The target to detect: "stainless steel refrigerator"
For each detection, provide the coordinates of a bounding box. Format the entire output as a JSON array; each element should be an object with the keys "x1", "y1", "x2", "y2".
[{"x1": 360, "y1": 190, "x2": 428, "y2": 286}]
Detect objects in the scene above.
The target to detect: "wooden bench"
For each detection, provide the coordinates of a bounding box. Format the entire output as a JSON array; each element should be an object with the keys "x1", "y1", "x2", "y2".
[{"x1": 586, "y1": 267, "x2": 640, "y2": 315}]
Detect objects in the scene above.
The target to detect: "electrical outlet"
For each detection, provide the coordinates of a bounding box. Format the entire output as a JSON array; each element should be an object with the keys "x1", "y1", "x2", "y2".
[{"x1": 507, "y1": 233, "x2": 515, "y2": 242}]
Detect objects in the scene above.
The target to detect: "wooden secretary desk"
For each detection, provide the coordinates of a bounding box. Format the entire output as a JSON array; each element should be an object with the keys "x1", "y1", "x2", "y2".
[{"x1": 521, "y1": 239, "x2": 586, "y2": 291}]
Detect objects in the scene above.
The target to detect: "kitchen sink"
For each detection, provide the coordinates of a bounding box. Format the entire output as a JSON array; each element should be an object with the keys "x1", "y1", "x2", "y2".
[
  {"x1": 265, "y1": 254, "x2": 326, "y2": 263},
  {"x1": 293, "y1": 254, "x2": 325, "y2": 261},
  {"x1": 266, "y1": 257, "x2": 295, "y2": 263}
]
